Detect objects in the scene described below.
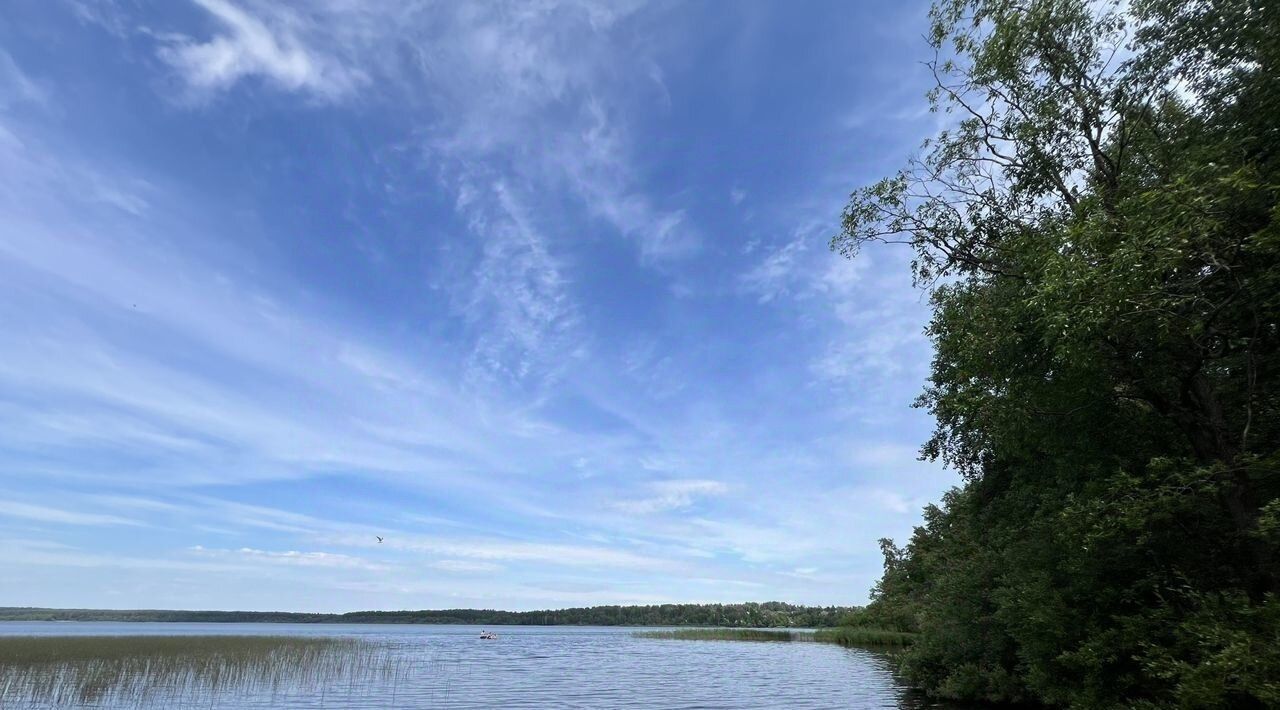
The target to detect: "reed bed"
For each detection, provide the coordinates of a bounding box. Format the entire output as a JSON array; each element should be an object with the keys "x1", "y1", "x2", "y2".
[
  {"x1": 636, "y1": 628, "x2": 800, "y2": 642},
  {"x1": 638, "y1": 627, "x2": 917, "y2": 647},
  {"x1": 0, "y1": 635, "x2": 405, "y2": 707},
  {"x1": 811, "y1": 627, "x2": 917, "y2": 647}
]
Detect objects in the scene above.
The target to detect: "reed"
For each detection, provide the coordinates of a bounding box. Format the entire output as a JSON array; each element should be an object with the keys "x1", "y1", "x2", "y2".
[
  {"x1": 812, "y1": 627, "x2": 917, "y2": 647},
  {"x1": 637, "y1": 626, "x2": 917, "y2": 648},
  {"x1": 0, "y1": 635, "x2": 404, "y2": 706},
  {"x1": 636, "y1": 628, "x2": 800, "y2": 642}
]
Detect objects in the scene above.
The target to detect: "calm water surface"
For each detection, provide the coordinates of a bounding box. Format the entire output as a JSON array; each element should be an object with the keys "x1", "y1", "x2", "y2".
[{"x1": 0, "y1": 622, "x2": 958, "y2": 709}]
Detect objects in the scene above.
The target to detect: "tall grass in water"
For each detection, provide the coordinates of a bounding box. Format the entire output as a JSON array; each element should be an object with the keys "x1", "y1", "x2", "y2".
[
  {"x1": 812, "y1": 627, "x2": 916, "y2": 647},
  {"x1": 636, "y1": 629, "x2": 800, "y2": 642},
  {"x1": 0, "y1": 635, "x2": 404, "y2": 707},
  {"x1": 639, "y1": 627, "x2": 917, "y2": 647}
]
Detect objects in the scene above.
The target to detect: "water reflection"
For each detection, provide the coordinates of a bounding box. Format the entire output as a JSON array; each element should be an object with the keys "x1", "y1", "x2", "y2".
[{"x1": 0, "y1": 623, "x2": 961, "y2": 708}]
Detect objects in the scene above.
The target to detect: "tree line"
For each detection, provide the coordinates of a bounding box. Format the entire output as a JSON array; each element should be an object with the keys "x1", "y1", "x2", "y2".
[
  {"x1": 0, "y1": 602, "x2": 856, "y2": 628},
  {"x1": 835, "y1": 0, "x2": 1279, "y2": 706}
]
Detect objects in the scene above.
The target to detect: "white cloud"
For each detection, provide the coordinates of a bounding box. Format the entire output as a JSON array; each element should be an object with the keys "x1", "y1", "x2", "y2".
[
  {"x1": 451, "y1": 179, "x2": 580, "y2": 389},
  {"x1": 0, "y1": 501, "x2": 142, "y2": 527},
  {"x1": 739, "y1": 235, "x2": 810, "y2": 303},
  {"x1": 158, "y1": 0, "x2": 363, "y2": 100},
  {"x1": 849, "y1": 442, "x2": 921, "y2": 468},
  {"x1": 429, "y1": 559, "x2": 503, "y2": 573},
  {"x1": 143, "y1": 0, "x2": 695, "y2": 384},
  {"x1": 67, "y1": 0, "x2": 130, "y2": 38},
  {"x1": 0, "y1": 128, "x2": 578, "y2": 500},
  {"x1": 811, "y1": 254, "x2": 870, "y2": 318},
  {"x1": 808, "y1": 251, "x2": 931, "y2": 391},
  {"x1": 191, "y1": 545, "x2": 390, "y2": 571},
  {"x1": 857, "y1": 488, "x2": 913, "y2": 515},
  {"x1": 616, "y1": 479, "x2": 728, "y2": 515},
  {"x1": 0, "y1": 49, "x2": 47, "y2": 109},
  {"x1": 91, "y1": 183, "x2": 150, "y2": 216},
  {"x1": 812, "y1": 325, "x2": 920, "y2": 381},
  {"x1": 0, "y1": 0, "x2": 963, "y2": 610},
  {"x1": 739, "y1": 224, "x2": 871, "y2": 308},
  {"x1": 331, "y1": 532, "x2": 674, "y2": 571},
  {"x1": 0, "y1": 545, "x2": 248, "y2": 572},
  {"x1": 565, "y1": 99, "x2": 699, "y2": 262},
  {"x1": 88, "y1": 495, "x2": 183, "y2": 513}
]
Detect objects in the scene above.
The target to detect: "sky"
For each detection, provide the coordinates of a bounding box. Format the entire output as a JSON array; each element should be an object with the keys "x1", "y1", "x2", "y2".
[{"x1": 0, "y1": 0, "x2": 958, "y2": 613}]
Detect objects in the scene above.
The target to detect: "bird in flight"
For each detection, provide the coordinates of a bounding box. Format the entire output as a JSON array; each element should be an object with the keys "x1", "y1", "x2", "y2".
[{"x1": 376, "y1": 536, "x2": 383, "y2": 543}]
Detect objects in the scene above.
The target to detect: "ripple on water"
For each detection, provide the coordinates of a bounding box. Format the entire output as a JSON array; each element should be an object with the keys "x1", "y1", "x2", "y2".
[{"x1": 0, "y1": 623, "x2": 954, "y2": 709}]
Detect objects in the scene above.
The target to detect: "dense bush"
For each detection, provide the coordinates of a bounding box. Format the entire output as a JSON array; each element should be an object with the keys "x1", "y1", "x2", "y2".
[{"x1": 835, "y1": 0, "x2": 1280, "y2": 705}]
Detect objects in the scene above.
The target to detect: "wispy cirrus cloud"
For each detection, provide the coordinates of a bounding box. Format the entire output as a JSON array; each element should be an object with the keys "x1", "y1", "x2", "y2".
[
  {"x1": 190, "y1": 545, "x2": 390, "y2": 571},
  {"x1": 147, "y1": 0, "x2": 698, "y2": 347},
  {"x1": 0, "y1": 0, "x2": 960, "y2": 611},
  {"x1": 331, "y1": 532, "x2": 676, "y2": 572},
  {"x1": 158, "y1": 0, "x2": 364, "y2": 101},
  {"x1": 0, "y1": 543, "x2": 248, "y2": 573},
  {"x1": 150, "y1": 0, "x2": 693, "y2": 388},
  {"x1": 615, "y1": 479, "x2": 728, "y2": 515},
  {"x1": 737, "y1": 220, "x2": 925, "y2": 396},
  {"x1": 0, "y1": 501, "x2": 143, "y2": 527},
  {"x1": 429, "y1": 559, "x2": 503, "y2": 573},
  {"x1": 449, "y1": 179, "x2": 581, "y2": 390},
  {"x1": 0, "y1": 48, "x2": 47, "y2": 108},
  {"x1": 739, "y1": 234, "x2": 811, "y2": 304},
  {"x1": 810, "y1": 252, "x2": 931, "y2": 389}
]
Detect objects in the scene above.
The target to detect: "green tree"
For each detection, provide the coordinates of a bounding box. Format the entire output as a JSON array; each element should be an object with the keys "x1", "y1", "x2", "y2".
[{"x1": 834, "y1": 0, "x2": 1280, "y2": 705}]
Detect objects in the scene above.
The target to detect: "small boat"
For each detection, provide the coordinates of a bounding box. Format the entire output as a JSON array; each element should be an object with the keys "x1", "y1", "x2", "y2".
[{"x1": 479, "y1": 630, "x2": 498, "y2": 640}]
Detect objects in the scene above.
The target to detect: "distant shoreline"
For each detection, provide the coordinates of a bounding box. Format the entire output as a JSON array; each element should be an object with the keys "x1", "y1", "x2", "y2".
[{"x1": 0, "y1": 603, "x2": 856, "y2": 627}]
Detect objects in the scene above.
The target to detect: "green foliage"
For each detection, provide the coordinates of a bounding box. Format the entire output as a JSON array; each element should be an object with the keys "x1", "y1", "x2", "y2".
[{"x1": 834, "y1": 0, "x2": 1280, "y2": 706}]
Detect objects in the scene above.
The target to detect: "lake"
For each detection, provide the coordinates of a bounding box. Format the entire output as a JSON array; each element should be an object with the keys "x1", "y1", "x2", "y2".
[{"x1": 0, "y1": 622, "x2": 955, "y2": 708}]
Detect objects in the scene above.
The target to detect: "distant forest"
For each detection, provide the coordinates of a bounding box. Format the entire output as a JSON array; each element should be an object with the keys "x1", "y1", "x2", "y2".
[{"x1": 0, "y1": 602, "x2": 855, "y2": 628}]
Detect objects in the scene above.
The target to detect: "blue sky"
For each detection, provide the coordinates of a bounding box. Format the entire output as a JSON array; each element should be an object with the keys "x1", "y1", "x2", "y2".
[{"x1": 0, "y1": 0, "x2": 957, "y2": 612}]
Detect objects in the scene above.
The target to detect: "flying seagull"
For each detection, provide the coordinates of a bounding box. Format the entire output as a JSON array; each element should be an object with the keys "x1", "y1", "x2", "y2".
[{"x1": 376, "y1": 536, "x2": 383, "y2": 543}]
